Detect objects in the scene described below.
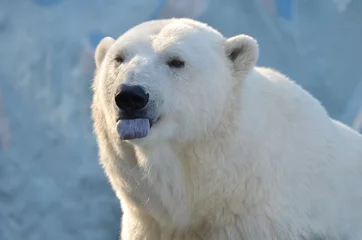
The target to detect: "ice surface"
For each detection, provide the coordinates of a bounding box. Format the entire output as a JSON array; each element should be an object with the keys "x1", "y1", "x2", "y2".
[{"x1": 0, "y1": 0, "x2": 361, "y2": 239}]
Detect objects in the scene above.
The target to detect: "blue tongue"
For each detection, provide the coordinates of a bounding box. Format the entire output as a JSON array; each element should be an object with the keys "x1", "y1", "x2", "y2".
[{"x1": 117, "y1": 119, "x2": 150, "y2": 140}]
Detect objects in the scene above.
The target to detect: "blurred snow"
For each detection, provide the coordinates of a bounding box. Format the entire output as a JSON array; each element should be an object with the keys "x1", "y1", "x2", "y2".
[
  {"x1": 333, "y1": 0, "x2": 352, "y2": 13},
  {"x1": 353, "y1": 108, "x2": 362, "y2": 133},
  {"x1": 158, "y1": 0, "x2": 209, "y2": 19},
  {"x1": 0, "y1": 0, "x2": 361, "y2": 239},
  {"x1": 0, "y1": 94, "x2": 10, "y2": 150}
]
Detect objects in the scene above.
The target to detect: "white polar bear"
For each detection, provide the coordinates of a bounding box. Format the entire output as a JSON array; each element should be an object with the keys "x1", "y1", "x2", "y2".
[{"x1": 91, "y1": 18, "x2": 362, "y2": 240}]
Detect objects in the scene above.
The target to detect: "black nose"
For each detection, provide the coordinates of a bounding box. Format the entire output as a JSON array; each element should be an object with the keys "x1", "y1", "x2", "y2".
[{"x1": 115, "y1": 84, "x2": 149, "y2": 111}]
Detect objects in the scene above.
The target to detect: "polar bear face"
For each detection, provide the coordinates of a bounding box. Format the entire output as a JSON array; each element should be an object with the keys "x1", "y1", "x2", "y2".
[{"x1": 93, "y1": 19, "x2": 258, "y2": 144}]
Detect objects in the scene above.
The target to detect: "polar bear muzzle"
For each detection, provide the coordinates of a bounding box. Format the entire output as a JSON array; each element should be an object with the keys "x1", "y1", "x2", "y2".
[
  {"x1": 115, "y1": 84, "x2": 149, "y2": 111},
  {"x1": 114, "y1": 84, "x2": 153, "y2": 140}
]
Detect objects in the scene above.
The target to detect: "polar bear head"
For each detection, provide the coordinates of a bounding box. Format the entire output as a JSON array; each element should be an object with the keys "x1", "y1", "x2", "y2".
[{"x1": 92, "y1": 18, "x2": 258, "y2": 145}]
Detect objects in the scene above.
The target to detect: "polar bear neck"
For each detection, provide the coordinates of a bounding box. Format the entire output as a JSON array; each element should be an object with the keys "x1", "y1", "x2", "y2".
[
  {"x1": 126, "y1": 72, "x2": 249, "y2": 226},
  {"x1": 102, "y1": 68, "x2": 271, "y2": 229}
]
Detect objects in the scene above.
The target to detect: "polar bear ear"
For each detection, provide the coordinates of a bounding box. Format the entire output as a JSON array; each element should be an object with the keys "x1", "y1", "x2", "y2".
[
  {"x1": 95, "y1": 37, "x2": 116, "y2": 68},
  {"x1": 225, "y1": 35, "x2": 259, "y2": 75}
]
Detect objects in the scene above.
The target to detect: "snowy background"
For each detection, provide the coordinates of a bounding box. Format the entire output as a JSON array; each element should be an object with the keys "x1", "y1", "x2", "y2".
[{"x1": 0, "y1": 0, "x2": 361, "y2": 239}]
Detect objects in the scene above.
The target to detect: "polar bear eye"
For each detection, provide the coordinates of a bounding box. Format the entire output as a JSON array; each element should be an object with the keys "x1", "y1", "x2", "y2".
[
  {"x1": 114, "y1": 55, "x2": 124, "y2": 64},
  {"x1": 167, "y1": 58, "x2": 185, "y2": 69}
]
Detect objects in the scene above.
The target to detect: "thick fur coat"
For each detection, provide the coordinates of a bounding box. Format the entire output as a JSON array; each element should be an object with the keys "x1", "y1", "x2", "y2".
[{"x1": 91, "y1": 18, "x2": 362, "y2": 240}]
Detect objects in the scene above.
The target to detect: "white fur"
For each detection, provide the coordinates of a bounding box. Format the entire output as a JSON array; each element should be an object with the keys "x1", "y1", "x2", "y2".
[{"x1": 91, "y1": 18, "x2": 362, "y2": 240}]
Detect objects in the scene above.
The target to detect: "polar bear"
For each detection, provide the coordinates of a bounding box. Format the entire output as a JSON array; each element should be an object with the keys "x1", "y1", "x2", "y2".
[{"x1": 91, "y1": 18, "x2": 362, "y2": 239}]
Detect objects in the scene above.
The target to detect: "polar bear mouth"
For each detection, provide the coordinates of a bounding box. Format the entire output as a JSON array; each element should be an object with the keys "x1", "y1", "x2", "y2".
[
  {"x1": 116, "y1": 117, "x2": 160, "y2": 140},
  {"x1": 116, "y1": 118, "x2": 150, "y2": 140}
]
